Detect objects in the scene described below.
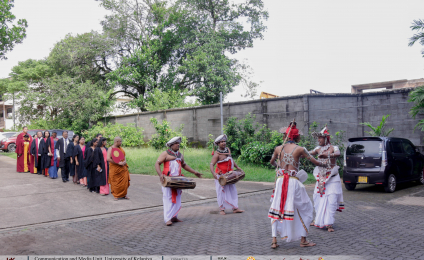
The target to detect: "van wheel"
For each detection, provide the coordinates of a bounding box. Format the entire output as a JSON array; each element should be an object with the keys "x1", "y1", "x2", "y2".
[
  {"x1": 344, "y1": 183, "x2": 356, "y2": 191},
  {"x1": 384, "y1": 174, "x2": 396, "y2": 193},
  {"x1": 419, "y1": 169, "x2": 424, "y2": 185}
]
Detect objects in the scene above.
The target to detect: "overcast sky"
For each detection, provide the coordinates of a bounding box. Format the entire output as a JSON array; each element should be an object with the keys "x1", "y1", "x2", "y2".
[{"x1": 1, "y1": 0, "x2": 424, "y2": 102}]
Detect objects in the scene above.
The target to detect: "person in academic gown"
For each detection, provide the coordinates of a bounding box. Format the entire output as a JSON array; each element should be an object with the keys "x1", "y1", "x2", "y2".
[
  {"x1": 85, "y1": 138, "x2": 100, "y2": 193},
  {"x1": 74, "y1": 136, "x2": 87, "y2": 186},
  {"x1": 15, "y1": 126, "x2": 33, "y2": 173},
  {"x1": 91, "y1": 138, "x2": 108, "y2": 194},
  {"x1": 41, "y1": 131, "x2": 53, "y2": 177},
  {"x1": 31, "y1": 131, "x2": 44, "y2": 175},
  {"x1": 48, "y1": 132, "x2": 59, "y2": 179},
  {"x1": 55, "y1": 131, "x2": 71, "y2": 182},
  {"x1": 97, "y1": 137, "x2": 109, "y2": 196},
  {"x1": 67, "y1": 134, "x2": 78, "y2": 183}
]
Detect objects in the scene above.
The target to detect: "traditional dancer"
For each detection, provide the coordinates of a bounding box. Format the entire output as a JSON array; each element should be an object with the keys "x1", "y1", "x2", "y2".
[
  {"x1": 309, "y1": 126, "x2": 344, "y2": 232},
  {"x1": 268, "y1": 122, "x2": 328, "y2": 249},
  {"x1": 155, "y1": 137, "x2": 202, "y2": 226},
  {"x1": 209, "y1": 134, "x2": 244, "y2": 215}
]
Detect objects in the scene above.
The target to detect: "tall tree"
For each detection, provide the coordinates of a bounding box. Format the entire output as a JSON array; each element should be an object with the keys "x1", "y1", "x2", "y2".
[
  {"x1": 0, "y1": 0, "x2": 28, "y2": 60},
  {"x1": 103, "y1": 0, "x2": 268, "y2": 109}
]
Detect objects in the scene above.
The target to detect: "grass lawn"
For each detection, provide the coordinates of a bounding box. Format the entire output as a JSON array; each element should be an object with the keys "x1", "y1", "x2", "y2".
[
  {"x1": 1, "y1": 152, "x2": 17, "y2": 159},
  {"x1": 125, "y1": 147, "x2": 316, "y2": 184}
]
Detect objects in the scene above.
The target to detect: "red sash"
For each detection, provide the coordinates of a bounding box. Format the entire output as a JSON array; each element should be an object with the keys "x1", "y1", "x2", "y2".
[
  {"x1": 279, "y1": 172, "x2": 290, "y2": 215},
  {"x1": 215, "y1": 159, "x2": 232, "y2": 174}
]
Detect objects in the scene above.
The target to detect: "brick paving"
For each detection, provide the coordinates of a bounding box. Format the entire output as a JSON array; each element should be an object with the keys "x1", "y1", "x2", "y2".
[{"x1": 1, "y1": 183, "x2": 424, "y2": 260}]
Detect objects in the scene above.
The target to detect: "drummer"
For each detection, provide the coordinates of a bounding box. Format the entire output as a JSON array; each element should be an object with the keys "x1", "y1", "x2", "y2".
[
  {"x1": 210, "y1": 134, "x2": 244, "y2": 215},
  {"x1": 155, "y1": 136, "x2": 203, "y2": 226}
]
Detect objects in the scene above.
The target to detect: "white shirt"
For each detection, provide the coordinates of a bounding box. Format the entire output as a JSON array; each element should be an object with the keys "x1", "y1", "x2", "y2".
[
  {"x1": 55, "y1": 137, "x2": 68, "y2": 158},
  {"x1": 37, "y1": 138, "x2": 42, "y2": 156}
]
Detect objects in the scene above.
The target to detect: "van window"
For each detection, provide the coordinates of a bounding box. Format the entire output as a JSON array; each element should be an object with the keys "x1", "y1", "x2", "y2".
[
  {"x1": 390, "y1": 141, "x2": 403, "y2": 154},
  {"x1": 402, "y1": 141, "x2": 415, "y2": 155},
  {"x1": 346, "y1": 140, "x2": 382, "y2": 156}
]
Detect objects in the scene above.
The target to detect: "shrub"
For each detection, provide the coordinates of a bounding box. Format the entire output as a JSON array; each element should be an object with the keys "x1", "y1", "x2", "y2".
[
  {"x1": 82, "y1": 122, "x2": 145, "y2": 147},
  {"x1": 224, "y1": 113, "x2": 258, "y2": 156},
  {"x1": 149, "y1": 118, "x2": 188, "y2": 150},
  {"x1": 239, "y1": 141, "x2": 276, "y2": 167}
]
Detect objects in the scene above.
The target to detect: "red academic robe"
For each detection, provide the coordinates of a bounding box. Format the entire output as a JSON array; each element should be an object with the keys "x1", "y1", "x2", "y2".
[{"x1": 15, "y1": 132, "x2": 33, "y2": 173}]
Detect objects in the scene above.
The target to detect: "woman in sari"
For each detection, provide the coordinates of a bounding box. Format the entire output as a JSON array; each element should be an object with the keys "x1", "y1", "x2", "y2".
[
  {"x1": 74, "y1": 137, "x2": 87, "y2": 187},
  {"x1": 94, "y1": 137, "x2": 109, "y2": 196}
]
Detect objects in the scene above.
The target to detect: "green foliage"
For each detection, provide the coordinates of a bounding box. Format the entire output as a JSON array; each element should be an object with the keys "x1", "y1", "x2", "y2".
[
  {"x1": 145, "y1": 88, "x2": 200, "y2": 111},
  {"x1": 0, "y1": 0, "x2": 28, "y2": 60},
  {"x1": 149, "y1": 118, "x2": 188, "y2": 150},
  {"x1": 408, "y1": 86, "x2": 424, "y2": 132},
  {"x1": 360, "y1": 115, "x2": 394, "y2": 137},
  {"x1": 81, "y1": 122, "x2": 145, "y2": 147},
  {"x1": 409, "y1": 19, "x2": 424, "y2": 56},
  {"x1": 223, "y1": 113, "x2": 259, "y2": 156},
  {"x1": 103, "y1": 0, "x2": 268, "y2": 109},
  {"x1": 2, "y1": 32, "x2": 116, "y2": 134},
  {"x1": 207, "y1": 134, "x2": 215, "y2": 150}
]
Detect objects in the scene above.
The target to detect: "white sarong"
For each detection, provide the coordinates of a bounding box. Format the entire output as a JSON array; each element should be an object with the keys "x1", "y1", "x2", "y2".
[
  {"x1": 313, "y1": 166, "x2": 344, "y2": 228},
  {"x1": 215, "y1": 179, "x2": 239, "y2": 210},
  {"x1": 162, "y1": 159, "x2": 182, "y2": 223},
  {"x1": 268, "y1": 170, "x2": 313, "y2": 242}
]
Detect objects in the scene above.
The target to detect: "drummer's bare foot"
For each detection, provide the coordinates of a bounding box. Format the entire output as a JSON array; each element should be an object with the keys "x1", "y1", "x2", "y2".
[
  {"x1": 310, "y1": 221, "x2": 315, "y2": 226},
  {"x1": 171, "y1": 217, "x2": 183, "y2": 222},
  {"x1": 233, "y1": 209, "x2": 244, "y2": 213},
  {"x1": 327, "y1": 225, "x2": 334, "y2": 232},
  {"x1": 219, "y1": 210, "x2": 226, "y2": 215},
  {"x1": 166, "y1": 221, "x2": 172, "y2": 226}
]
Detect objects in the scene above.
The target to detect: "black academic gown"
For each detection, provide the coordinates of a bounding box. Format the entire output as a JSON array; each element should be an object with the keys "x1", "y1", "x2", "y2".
[
  {"x1": 66, "y1": 142, "x2": 76, "y2": 176},
  {"x1": 90, "y1": 147, "x2": 107, "y2": 188},
  {"x1": 84, "y1": 147, "x2": 95, "y2": 188},
  {"x1": 74, "y1": 145, "x2": 87, "y2": 179},
  {"x1": 40, "y1": 138, "x2": 51, "y2": 170},
  {"x1": 30, "y1": 138, "x2": 43, "y2": 168}
]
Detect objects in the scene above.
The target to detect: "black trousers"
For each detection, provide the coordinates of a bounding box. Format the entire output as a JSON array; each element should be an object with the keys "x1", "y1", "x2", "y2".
[
  {"x1": 60, "y1": 158, "x2": 70, "y2": 181},
  {"x1": 36, "y1": 156, "x2": 42, "y2": 174}
]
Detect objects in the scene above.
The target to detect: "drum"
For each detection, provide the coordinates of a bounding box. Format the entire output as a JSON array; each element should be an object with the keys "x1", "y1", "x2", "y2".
[
  {"x1": 162, "y1": 176, "x2": 196, "y2": 189},
  {"x1": 218, "y1": 170, "x2": 245, "y2": 186}
]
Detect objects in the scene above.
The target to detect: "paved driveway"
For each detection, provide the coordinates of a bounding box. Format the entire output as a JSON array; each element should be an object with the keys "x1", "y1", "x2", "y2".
[{"x1": 1, "y1": 155, "x2": 424, "y2": 260}]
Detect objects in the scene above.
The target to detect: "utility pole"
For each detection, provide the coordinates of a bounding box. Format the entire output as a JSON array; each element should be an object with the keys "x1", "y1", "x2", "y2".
[
  {"x1": 220, "y1": 92, "x2": 223, "y2": 134},
  {"x1": 12, "y1": 92, "x2": 15, "y2": 130}
]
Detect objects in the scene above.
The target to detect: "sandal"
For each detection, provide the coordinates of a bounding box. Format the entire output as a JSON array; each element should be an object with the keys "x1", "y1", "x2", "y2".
[
  {"x1": 300, "y1": 241, "x2": 316, "y2": 247},
  {"x1": 123, "y1": 196, "x2": 130, "y2": 200},
  {"x1": 271, "y1": 242, "x2": 279, "y2": 249}
]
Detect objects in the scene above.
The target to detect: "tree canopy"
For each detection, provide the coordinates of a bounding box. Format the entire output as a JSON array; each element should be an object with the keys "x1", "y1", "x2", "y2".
[
  {"x1": 0, "y1": 0, "x2": 28, "y2": 60},
  {"x1": 102, "y1": 0, "x2": 268, "y2": 109}
]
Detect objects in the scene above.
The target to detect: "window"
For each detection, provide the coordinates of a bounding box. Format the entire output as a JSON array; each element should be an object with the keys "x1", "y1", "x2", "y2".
[
  {"x1": 402, "y1": 141, "x2": 415, "y2": 155},
  {"x1": 390, "y1": 141, "x2": 403, "y2": 154}
]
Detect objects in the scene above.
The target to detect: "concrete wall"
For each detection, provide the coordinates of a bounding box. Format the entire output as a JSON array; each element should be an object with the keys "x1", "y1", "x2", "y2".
[{"x1": 108, "y1": 88, "x2": 424, "y2": 146}]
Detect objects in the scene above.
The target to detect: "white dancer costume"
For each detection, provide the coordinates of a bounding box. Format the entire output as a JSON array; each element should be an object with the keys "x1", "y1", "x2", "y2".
[
  {"x1": 268, "y1": 145, "x2": 313, "y2": 242},
  {"x1": 215, "y1": 156, "x2": 239, "y2": 210},
  {"x1": 311, "y1": 128, "x2": 345, "y2": 228}
]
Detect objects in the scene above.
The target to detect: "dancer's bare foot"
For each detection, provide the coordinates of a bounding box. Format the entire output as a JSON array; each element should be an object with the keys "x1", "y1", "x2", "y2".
[
  {"x1": 171, "y1": 217, "x2": 183, "y2": 222},
  {"x1": 327, "y1": 225, "x2": 334, "y2": 232},
  {"x1": 310, "y1": 221, "x2": 315, "y2": 226},
  {"x1": 271, "y1": 237, "x2": 279, "y2": 249},
  {"x1": 233, "y1": 209, "x2": 244, "y2": 213},
  {"x1": 300, "y1": 237, "x2": 316, "y2": 247},
  {"x1": 166, "y1": 220, "x2": 172, "y2": 226},
  {"x1": 219, "y1": 210, "x2": 226, "y2": 215}
]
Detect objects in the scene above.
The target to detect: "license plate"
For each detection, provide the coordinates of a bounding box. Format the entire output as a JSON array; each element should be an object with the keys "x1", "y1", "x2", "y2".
[{"x1": 358, "y1": 176, "x2": 368, "y2": 183}]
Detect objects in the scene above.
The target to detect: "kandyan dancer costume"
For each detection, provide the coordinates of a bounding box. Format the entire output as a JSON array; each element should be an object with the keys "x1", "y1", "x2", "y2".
[
  {"x1": 210, "y1": 134, "x2": 244, "y2": 214},
  {"x1": 155, "y1": 136, "x2": 202, "y2": 226},
  {"x1": 310, "y1": 126, "x2": 344, "y2": 232},
  {"x1": 268, "y1": 123, "x2": 328, "y2": 248}
]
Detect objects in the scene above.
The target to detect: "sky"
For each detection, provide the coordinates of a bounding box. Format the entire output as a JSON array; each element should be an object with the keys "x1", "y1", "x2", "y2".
[{"x1": 1, "y1": 0, "x2": 424, "y2": 102}]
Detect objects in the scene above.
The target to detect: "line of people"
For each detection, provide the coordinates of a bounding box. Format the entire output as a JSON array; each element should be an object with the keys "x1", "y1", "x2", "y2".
[{"x1": 15, "y1": 127, "x2": 130, "y2": 200}]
